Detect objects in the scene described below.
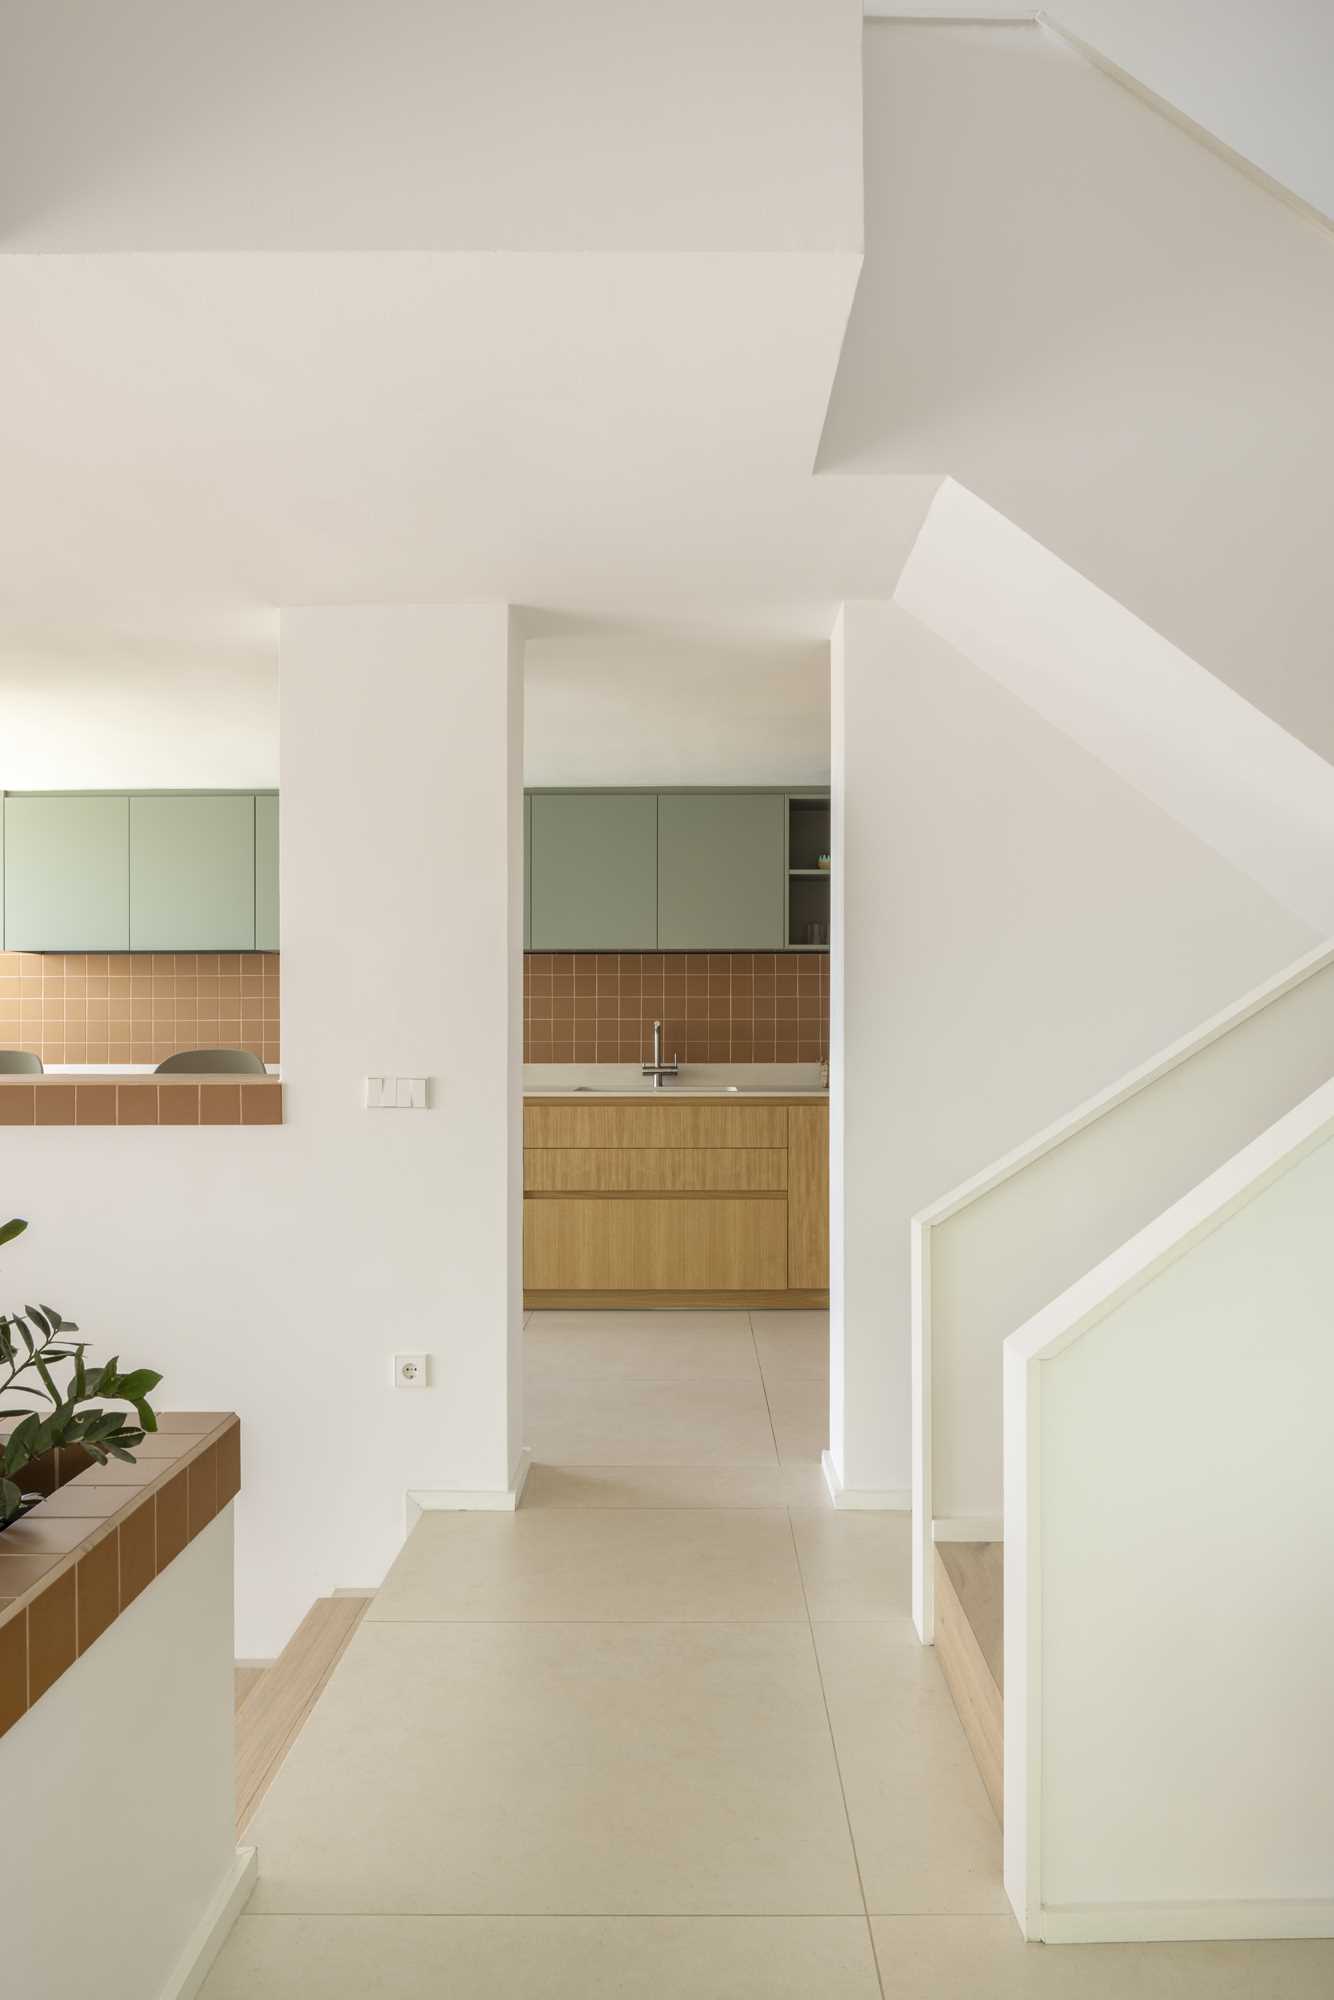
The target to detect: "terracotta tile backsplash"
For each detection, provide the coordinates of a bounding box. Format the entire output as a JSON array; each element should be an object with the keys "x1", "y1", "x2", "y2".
[
  {"x1": 524, "y1": 952, "x2": 829, "y2": 1065},
  {"x1": 0, "y1": 951, "x2": 280, "y2": 1068}
]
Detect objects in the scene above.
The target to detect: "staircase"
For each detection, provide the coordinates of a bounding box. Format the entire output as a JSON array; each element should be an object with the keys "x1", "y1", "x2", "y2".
[{"x1": 933, "y1": 1541, "x2": 1002, "y2": 1822}]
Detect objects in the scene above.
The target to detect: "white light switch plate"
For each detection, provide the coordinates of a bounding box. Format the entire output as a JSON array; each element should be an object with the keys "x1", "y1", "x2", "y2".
[{"x1": 365, "y1": 1076, "x2": 429, "y2": 1109}]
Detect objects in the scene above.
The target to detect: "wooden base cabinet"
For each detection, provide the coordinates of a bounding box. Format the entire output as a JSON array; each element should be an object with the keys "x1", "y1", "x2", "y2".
[
  {"x1": 523, "y1": 1096, "x2": 827, "y2": 1308},
  {"x1": 524, "y1": 1196, "x2": 788, "y2": 1292}
]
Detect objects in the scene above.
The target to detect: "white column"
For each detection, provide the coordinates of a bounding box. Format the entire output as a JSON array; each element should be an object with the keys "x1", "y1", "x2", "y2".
[
  {"x1": 828, "y1": 605, "x2": 906, "y2": 1506},
  {"x1": 280, "y1": 604, "x2": 525, "y2": 1504}
]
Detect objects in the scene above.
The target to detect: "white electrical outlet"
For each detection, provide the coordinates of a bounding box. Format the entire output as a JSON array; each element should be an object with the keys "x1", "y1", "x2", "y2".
[{"x1": 392, "y1": 1352, "x2": 430, "y2": 1389}]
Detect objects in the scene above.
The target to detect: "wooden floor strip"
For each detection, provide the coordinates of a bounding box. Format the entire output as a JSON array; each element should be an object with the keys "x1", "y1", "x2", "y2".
[
  {"x1": 236, "y1": 1595, "x2": 370, "y2": 1835},
  {"x1": 233, "y1": 1664, "x2": 269, "y2": 1714},
  {"x1": 937, "y1": 1539, "x2": 1003, "y2": 1691},
  {"x1": 933, "y1": 1544, "x2": 1004, "y2": 1822}
]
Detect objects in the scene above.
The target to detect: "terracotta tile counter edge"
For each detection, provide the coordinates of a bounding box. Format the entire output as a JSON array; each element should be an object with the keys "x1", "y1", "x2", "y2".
[
  {"x1": 0, "y1": 1079, "x2": 283, "y2": 1126},
  {"x1": 0, "y1": 1414, "x2": 240, "y2": 1738}
]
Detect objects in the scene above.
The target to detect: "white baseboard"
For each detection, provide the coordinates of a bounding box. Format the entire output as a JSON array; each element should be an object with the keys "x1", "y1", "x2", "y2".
[
  {"x1": 1039, "y1": 1899, "x2": 1334, "y2": 1944},
  {"x1": 158, "y1": 1845, "x2": 257, "y2": 2000},
  {"x1": 408, "y1": 1446, "x2": 532, "y2": 1518},
  {"x1": 821, "y1": 1450, "x2": 910, "y2": 1511},
  {"x1": 933, "y1": 1515, "x2": 1004, "y2": 1543}
]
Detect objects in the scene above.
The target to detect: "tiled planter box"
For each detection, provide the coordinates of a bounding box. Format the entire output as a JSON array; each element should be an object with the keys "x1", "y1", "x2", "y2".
[{"x1": 0, "y1": 1413, "x2": 240, "y2": 1736}]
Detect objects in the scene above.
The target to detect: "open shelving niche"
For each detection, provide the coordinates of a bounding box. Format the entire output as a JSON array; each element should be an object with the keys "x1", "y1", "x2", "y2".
[{"x1": 785, "y1": 794, "x2": 830, "y2": 951}]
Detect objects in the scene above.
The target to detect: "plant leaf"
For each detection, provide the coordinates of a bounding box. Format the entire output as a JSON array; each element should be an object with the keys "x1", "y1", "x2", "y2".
[
  {"x1": 114, "y1": 1368, "x2": 162, "y2": 1402},
  {"x1": 0, "y1": 1218, "x2": 27, "y2": 1249},
  {"x1": 33, "y1": 1355, "x2": 61, "y2": 1404}
]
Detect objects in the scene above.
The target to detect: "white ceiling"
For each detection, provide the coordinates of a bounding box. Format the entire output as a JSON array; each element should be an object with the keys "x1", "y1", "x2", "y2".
[
  {"x1": 1, "y1": 3, "x2": 1329, "y2": 790},
  {"x1": 1, "y1": 251, "x2": 927, "y2": 628},
  {"x1": 0, "y1": 247, "x2": 933, "y2": 785},
  {"x1": 0, "y1": 0, "x2": 863, "y2": 251}
]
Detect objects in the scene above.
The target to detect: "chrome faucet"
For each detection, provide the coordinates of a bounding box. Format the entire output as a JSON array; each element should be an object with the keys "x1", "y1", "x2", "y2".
[{"x1": 642, "y1": 1019, "x2": 679, "y2": 1089}]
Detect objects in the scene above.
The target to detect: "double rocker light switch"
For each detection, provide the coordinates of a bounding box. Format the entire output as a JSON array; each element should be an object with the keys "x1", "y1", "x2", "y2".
[{"x1": 365, "y1": 1076, "x2": 429, "y2": 1110}]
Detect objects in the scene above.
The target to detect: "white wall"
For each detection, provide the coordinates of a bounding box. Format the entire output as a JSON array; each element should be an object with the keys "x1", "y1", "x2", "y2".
[
  {"x1": 864, "y1": 1, "x2": 1334, "y2": 221},
  {"x1": 895, "y1": 480, "x2": 1334, "y2": 935},
  {"x1": 930, "y1": 949, "x2": 1334, "y2": 1530},
  {"x1": 0, "y1": 620, "x2": 277, "y2": 790},
  {"x1": 524, "y1": 629, "x2": 830, "y2": 788},
  {"x1": 1, "y1": 1511, "x2": 242, "y2": 1999},
  {"x1": 822, "y1": 22, "x2": 1334, "y2": 764},
  {"x1": 1042, "y1": 0, "x2": 1334, "y2": 222},
  {"x1": 0, "y1": 604, "x2": 524, "y2": 1656},
  {"x1": 1014, "y1": 1115, "x2": 1334, "y2": 1934},
  {"x1": 829, "y1": 599, "x2": 1313, "y2": 1500}
]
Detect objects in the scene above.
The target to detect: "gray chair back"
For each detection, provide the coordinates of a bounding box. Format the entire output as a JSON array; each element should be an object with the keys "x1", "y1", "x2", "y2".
[
  {"x1": 155, "y1": 1048, "x2": 267, "y2": 1076},
  {"x1": 0, "y1": 1050, "x2": 43, "y2": 1075}
]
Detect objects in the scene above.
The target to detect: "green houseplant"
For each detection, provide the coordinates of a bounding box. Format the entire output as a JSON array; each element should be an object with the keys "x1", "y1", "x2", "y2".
[{"x1": 0, "y1": 1217, "x2": 161, "y2": 1531}]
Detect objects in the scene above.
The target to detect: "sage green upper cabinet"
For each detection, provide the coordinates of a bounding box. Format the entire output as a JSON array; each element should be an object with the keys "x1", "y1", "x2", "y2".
[
  {"x1": 254, "y1": 794, "x2": 280, "y2": 951},
  {"x1": 530, "y1": 792, "x2": 658, "y2": 949},
  {"x1": 523, "y1": 794, "x2": 532, "y2": 950},
  {"x1": 657, "y1": 792, "x2": 784, "y2": 949},
  {"x1": 129, "y1": 795, "x2": 256, "y2": 950},
  {"x1": 3, "y1": 795, "x2": 130, "y2": 950}
]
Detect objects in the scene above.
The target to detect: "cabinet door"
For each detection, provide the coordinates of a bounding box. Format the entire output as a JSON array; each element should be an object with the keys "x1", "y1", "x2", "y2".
[
  {"x1": 529, "y1": 793, "x2": 658, "y2": 949},
  {"x1": 523, "y1": 793, "x2": 531, "y2": 950},
  {"x1": 3, "y1": 795, "x2": 130, "y2": 950},
  {"x1": 787, "y1": 1102, "x2": 829, "y2": 1288},
  {"x1": 255, "y1": 795, "x2": 280, "y2": 950},
  {"x1": 130, "y1": 795, "x2": 256, "y2": 950},
  {"x1": 657, "y1": 793, "x2": 783, "y2": 949}
]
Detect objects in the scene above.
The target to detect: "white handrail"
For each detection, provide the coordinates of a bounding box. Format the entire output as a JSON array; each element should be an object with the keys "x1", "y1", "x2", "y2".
[
  {"x1": 918, "y1": 934, "x2": 1334, "y2": 1229},
  {"x1": 912, "y1": 934, "x2": 1334, "y2": 1639}
]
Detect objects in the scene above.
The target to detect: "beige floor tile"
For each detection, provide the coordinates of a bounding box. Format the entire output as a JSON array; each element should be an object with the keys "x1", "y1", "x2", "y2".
[
  {"x1": 247, "y1": 1621, "x2": 864, "y2": 1916},
  {"x1": 526, "y1": 1310, "x2": 760, "y2": 1381},
  {"x1": 764, "y1": 1375, "x2": 829, "y2": 1463},
  {"x1": 870, "y1": 1916, "x2": 1334, "y2": 1997},
  {"x1": 527, "y1": 1375, "x2": 779, "y2": 1466},
  {"x1": 813, "y1": 1623, "x2": 1009, "y2": 1916},
  {"x1": 368, "y1": 1507, "x2": 808, "y2": 1623},
  {"x1": 791, "y1": 1509, "x2": 912, "y2": 1622},
  {"x1": 751, "y1": 1309, "x2": 830, "y2": 1381},
  {"x1": 524, "y1": 1463, "x2": 832, "y2": 1508},
  {"x1": 204, "y1": 1915, "x2": 884, "y2": 1999}
]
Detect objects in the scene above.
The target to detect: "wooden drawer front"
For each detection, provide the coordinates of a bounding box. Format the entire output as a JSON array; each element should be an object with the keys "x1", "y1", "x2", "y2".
[
  {"x1": 524, "y1": 1102, "x2": 787, "y2": 1149},
  {"x1": 524, "y1": 1197, "x2": 788, "y2": 1291},
  {"x1": 525, "y1": 1147, "x2": 787, "y2": 1193}
]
